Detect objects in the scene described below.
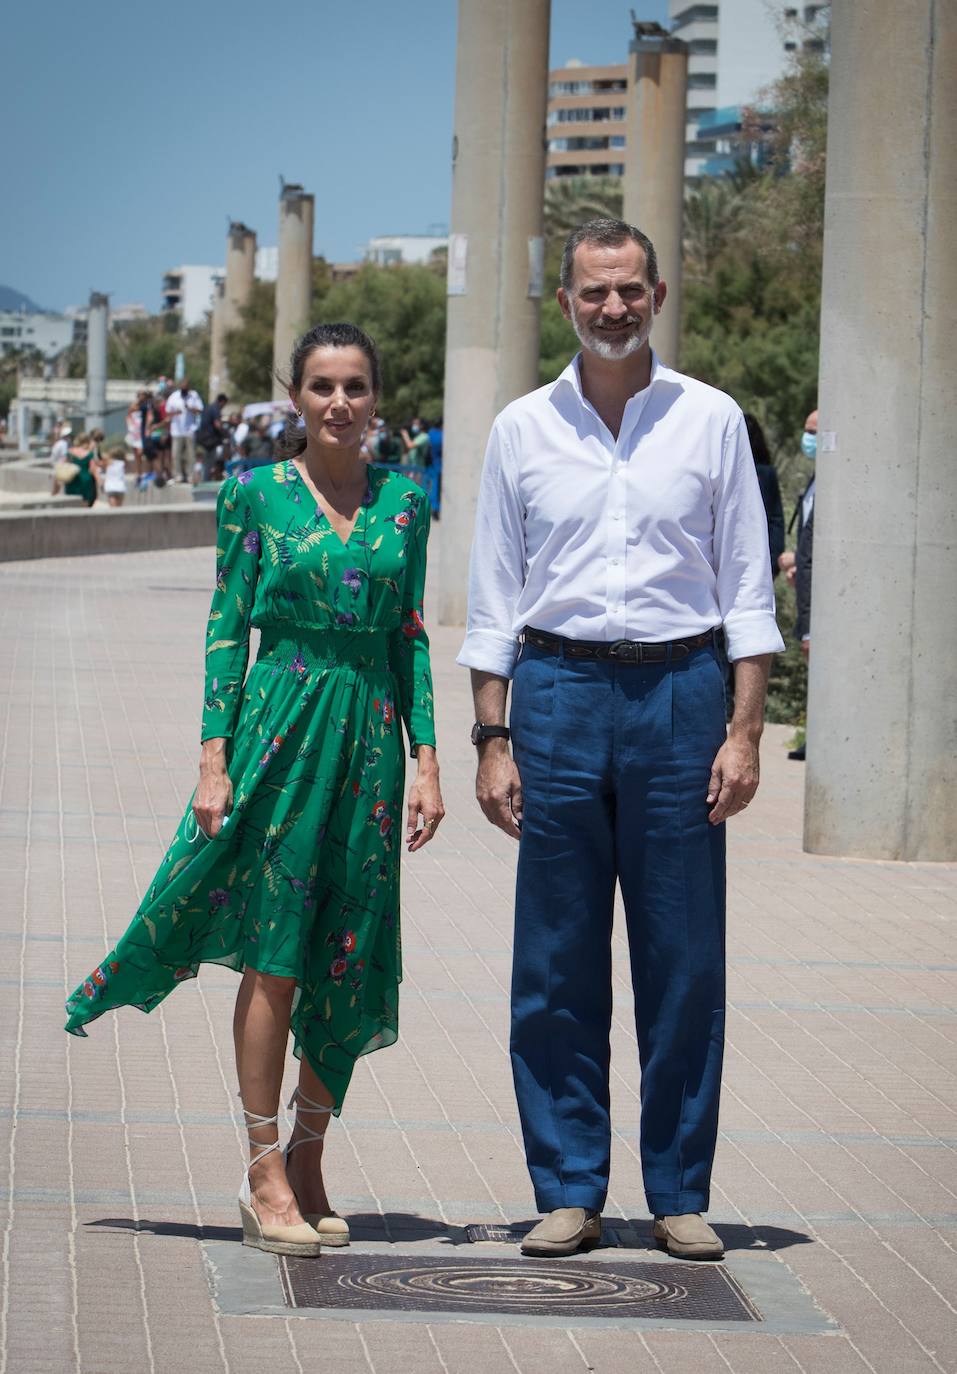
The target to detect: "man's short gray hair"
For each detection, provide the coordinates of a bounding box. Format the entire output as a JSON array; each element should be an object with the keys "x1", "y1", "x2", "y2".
[{"x1": 560, "y1": 219, "x2": 660, "y2": 291}]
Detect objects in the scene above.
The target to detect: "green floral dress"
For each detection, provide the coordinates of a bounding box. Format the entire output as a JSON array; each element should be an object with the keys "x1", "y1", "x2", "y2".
[{"x1": 65, "y1": 461, "x2": 436, "y2": 1109}]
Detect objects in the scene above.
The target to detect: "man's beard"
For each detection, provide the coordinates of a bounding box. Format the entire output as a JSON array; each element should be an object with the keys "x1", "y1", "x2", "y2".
[{"x1": 569, "y1": 299, "x2": 649, "y2": 361}]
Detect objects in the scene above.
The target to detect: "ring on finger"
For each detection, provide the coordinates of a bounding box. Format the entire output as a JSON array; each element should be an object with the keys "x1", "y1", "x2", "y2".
[{"x1": 424, "y1": 818, "x2": 436, "y2": 830}]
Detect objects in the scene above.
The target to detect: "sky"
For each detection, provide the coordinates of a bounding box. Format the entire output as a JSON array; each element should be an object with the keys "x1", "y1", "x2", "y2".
[{"x1": 2, "y1": 0, "x2": 668, "y2": 314}]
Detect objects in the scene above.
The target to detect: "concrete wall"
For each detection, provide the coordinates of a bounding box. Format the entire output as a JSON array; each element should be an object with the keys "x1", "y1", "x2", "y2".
[{"x1": 0, "y1": 505, "x2": 215, "y2": 563}]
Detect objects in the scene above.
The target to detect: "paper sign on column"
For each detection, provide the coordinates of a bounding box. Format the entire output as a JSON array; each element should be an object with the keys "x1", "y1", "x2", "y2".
[{"x1": 527, "y1": 237, "x2": 544, "y2": 298}]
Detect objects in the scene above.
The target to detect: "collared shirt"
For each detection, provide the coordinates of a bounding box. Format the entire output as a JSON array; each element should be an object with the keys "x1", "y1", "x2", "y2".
[
  {"x1": 457, "y1": 352, "x2": 785, "y2": 678},
  {"x1": 166, "y1": 389, "x2": 202, "y2": 438}
]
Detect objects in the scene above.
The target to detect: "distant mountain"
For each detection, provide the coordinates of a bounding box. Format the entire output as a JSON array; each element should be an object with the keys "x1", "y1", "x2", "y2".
[{"x1": 0, "y1": 285, "x2": 48, "y2": 314}]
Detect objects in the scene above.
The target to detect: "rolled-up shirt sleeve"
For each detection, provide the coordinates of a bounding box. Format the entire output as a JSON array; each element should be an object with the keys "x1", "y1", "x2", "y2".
[
  {"x1": 714, "y1": 414, "x2": 786, "y2": 660},
  {"x1": 456, "y1": 421, "x2": 527, "y2": 678}
]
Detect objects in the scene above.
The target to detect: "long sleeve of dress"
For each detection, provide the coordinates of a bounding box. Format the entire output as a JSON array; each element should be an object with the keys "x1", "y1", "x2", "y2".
[
  {"x1": 201, "y1": 477, "x2": 261, "y2": 741},
  {"x1": 388, "y1": 490, "x2": 436, "y2": 755}
]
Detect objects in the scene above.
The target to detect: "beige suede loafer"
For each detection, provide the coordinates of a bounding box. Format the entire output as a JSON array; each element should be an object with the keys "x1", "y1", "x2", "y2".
[
  {"x1": 653, "y1": 1213, "x2": 724, "y2": 1260},
  {"x1": 520, "y1": 1208, "x2": 602, "y2": 1257}
]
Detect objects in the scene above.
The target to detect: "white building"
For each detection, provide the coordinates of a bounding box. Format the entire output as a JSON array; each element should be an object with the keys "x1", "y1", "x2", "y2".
[
  {"x1": 364, "y1": 234, "x2": 448, "y2": 267},
  {"x1": 0, "y1": 311, "x2": 73, "y2": 360},
  {"x1": 255, "y1": 245, "x2": 278, "y2": 282},
  {"x1": 161, "y1": 264, "x2": 224, "y2": 328},
  {"x1": 669, "y1": 1, "x2": 824, "y2": 177}
]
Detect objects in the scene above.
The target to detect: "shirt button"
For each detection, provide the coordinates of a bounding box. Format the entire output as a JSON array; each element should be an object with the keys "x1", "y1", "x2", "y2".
[{"x1": 611, "y1": 558, "x2": 621, "y2": 566}]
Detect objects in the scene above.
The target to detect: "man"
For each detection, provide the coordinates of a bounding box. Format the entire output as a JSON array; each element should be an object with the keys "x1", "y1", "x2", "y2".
[
  {"x1": 49, "y1": 422, "x2": 73, "y2": 495},
  {"x1": 165, "y1": 378, "x2": 203, "y2": 483},
  {"x1": 779, "y1": 408, "x2": 817, "y2": 761},
  {"x1": 197, "y1": 391, "x2": 229, "y2": 482},
  {"x1": 458, "y1": 219, "x2": 784, "y2": 1261}
]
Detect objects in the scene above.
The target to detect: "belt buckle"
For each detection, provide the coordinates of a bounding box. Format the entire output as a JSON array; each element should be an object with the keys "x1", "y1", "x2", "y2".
[{"x1": 607, "y1": 639, "x2": 640, "y2": 663}]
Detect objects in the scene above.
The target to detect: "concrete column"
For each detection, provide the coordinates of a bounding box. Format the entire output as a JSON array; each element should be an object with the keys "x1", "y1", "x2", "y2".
[
  {"x1": 208, "y1": 280, "x2": 227, "y2": 398},
  {"x1": 804, "y1": 0, "x2": 957, "y2": 861},
  {"x1": 438, "y1": 0, "x2": 550, "y2": 625},
  {"x1": 623, "y1": 23, "x2": 688, "y2": 368},
  {"x1": 17, "y1": 402, "x2": 32, "y2": 453},
  {"x1": 85, "y1": 291, "x2": 109, "y2": 431},
  {"x1": 272, "y1": 186, "x2": 314, "y2": 399}
]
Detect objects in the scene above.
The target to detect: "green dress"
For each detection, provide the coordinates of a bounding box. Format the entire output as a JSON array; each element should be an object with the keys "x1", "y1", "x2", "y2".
[
  {"x1": 64, "y1": 449, "x2": 97, "y2": 506},
  {"x1": 64, "y1": 461, "x2": 436, "y2": 1109}
]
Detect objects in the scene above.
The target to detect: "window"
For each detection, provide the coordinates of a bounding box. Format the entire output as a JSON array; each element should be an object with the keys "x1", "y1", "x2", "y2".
[
  {"x1": 784, "y1": 40, "x2": 797, "y2": 50},
  {"x1": 687, "y1": 72, "x2": 717, "y2": 88},
  {"x1": 610, "y1": 136, "x2": 626, "y2": 148}
]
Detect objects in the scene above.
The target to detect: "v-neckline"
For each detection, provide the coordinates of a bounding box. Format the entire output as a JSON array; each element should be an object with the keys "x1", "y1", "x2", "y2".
[{"x1": 290, "y1": 460, "x2": 373, "y2": 550}]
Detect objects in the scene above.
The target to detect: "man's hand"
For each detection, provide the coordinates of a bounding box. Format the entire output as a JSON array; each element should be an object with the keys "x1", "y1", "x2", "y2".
[
  {"x1": 778, "y1": 550, "x2": 797, "y2": 585},
  {"x1": 707, "y1": 734, "x2": 760, "y2": 824},
  {"x1": 476, "y1": 741, "x2": 523, "y2": 840}
]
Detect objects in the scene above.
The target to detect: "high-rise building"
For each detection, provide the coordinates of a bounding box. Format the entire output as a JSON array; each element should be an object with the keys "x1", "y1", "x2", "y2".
[
  {"x1": 670, "y1": 1, "x2": 828, "y2": 177},
  {"x1": 547, "y1": 8, "x2": 826, "y2": 185},
  {"x1": 545, "y1": 61, "x2": 628, "y2": 180}
]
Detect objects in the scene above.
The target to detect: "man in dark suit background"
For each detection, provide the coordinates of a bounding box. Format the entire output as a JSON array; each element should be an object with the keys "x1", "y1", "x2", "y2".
[{"x1": 779, "y1": 408, "x2": 818, "y2": 761}]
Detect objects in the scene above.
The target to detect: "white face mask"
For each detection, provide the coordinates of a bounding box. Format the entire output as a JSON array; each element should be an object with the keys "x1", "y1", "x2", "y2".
[{"x1": 801, "y1": 431, "x2": 817, "y2": 460}]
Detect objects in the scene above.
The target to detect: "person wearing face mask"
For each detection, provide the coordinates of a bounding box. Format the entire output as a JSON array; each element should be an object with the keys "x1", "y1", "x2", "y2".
[
  {"x1": 400, "y1": 417, "x2": 432, "y2": 468},
  {"x1": 778, "y1": 408, "x2": 817, "y2": 760}
]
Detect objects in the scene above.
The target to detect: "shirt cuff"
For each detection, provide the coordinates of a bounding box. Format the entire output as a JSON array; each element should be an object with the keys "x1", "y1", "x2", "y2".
[
  {"x1": 723, "y1": 611, "x2": 786, "y2": 661},
  {"x1": 456, "y1": 628, "x2": 521, "y2": 679}
]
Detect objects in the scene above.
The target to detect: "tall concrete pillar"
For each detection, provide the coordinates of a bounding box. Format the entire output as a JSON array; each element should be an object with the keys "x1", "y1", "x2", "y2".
[
  {"x1": 438, "y1": 0, "x2": 550, "y2": 625},
  {"x1": 272, "y1": 186, "x2": 314, "y2": 399},
  {"x1": 804, "y1": 0, "x2": 957, "y2": 861},
  {"x1": 209, "y1": 280, "x2": 227, "y2": 398},
  {"x1": 85, "y1": 292, "x2": 109, "y2": 431},
  {"x1": 623, "y1": 23, "x2": 688, "y2": 368}
]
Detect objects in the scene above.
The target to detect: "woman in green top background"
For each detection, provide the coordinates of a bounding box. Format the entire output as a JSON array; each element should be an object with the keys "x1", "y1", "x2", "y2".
[
  {"x1": 63, "y1": 428, "x2": 102, "y2": 506},
  {"x1": 65, "y1": 322, "x2": 445, "y2": 1257}
]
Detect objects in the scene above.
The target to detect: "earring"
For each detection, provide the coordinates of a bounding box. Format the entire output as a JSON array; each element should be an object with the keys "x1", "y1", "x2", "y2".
[{"x1": 296, "y1": 409, "x2": 302, "y2": 417}]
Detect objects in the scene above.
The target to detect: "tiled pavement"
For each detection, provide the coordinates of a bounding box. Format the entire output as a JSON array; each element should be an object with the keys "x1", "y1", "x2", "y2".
[{"x1": 1, "y1": 542, "x2": 955, "y2": 1373}]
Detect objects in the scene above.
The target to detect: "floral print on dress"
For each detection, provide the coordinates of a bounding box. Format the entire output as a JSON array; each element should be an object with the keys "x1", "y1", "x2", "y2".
[{"x1": 64, "y1": 463, "x2": 435, "y2": 1112}]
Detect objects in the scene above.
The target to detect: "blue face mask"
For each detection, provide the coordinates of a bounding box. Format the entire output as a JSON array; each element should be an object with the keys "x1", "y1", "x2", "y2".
[{"x1": 801, "y1": 430, "x2": 817, "y2": 460}]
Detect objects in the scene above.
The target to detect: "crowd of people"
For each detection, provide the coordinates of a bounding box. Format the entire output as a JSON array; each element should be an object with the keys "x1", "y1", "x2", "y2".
[
  {"x1": 47, "y1": 380, "x2": 443, "y2": 510},
  {"x1": 122, "y1": 384, "x2": 442, "y2": 489}
]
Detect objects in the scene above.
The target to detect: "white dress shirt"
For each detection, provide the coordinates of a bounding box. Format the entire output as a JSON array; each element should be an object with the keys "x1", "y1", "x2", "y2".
[
  {"x1": 166, "y1": 389, "x2": 202, "y2": 438},
  {"x1": 457, "y1": 352, "x2": 785, "y2": 678}
]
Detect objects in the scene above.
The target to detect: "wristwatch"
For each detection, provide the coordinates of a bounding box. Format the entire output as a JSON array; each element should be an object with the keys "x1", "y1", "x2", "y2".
[{"x1": 471, "y1": 723, "x2": 510, "y2": 746}]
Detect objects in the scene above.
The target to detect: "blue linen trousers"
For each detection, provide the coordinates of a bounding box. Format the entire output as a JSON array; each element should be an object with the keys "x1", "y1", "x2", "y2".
[{"x1": 509, "y1": 639, "x2": 728, "y2": 1216}]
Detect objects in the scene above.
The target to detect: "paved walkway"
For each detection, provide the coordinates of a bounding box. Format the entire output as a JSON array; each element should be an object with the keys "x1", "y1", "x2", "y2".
[{"x1": 1, "y1": 542, "x2": 955, "y2": 1373}]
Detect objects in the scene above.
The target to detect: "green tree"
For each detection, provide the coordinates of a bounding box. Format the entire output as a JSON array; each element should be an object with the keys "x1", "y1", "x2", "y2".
[
  {"x1": 225, "y1": 280, "x2": 276, "y2": 400},
  {"x1": 543, "y1": 175, "x2": 623, "y2": 241},
  {"x1": 319, "y1": 264, "x2": 447, "y2": 420}
]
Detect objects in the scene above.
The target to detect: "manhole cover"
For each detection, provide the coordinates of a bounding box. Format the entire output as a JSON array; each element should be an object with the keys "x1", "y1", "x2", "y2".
[
  {"x1": 279, "y1": 1253, "x2": 762, "y2": 1321},
  {"x1": 464, "y1": 1223, "x2": 622, "y2": 1246}
]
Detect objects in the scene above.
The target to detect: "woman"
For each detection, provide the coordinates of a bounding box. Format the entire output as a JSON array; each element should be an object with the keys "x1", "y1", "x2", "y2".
[
  {"x1": 126, "y1": 394, "x2": 146, "y2": 479},
  {"x1": 65, "y1": 322, "x2": 445, "y2": 1258},
  {"x1": 63, "y1": 431, "x2": 100, "y2": 507}
]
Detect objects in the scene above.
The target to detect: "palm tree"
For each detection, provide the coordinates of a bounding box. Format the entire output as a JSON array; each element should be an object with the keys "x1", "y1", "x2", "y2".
[
  {"x1": 543, "y1": 176, "x2": 624, "y2": 244},
  {"x1": 683, "y1": 177, "x2": 747, "y2": 280}
]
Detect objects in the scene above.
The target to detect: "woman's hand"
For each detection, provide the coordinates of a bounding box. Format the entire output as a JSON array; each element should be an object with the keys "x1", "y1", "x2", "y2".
[
  {"x1": 194, "y1": 740, "x2": 233, "y2": 838},
  {"x1": 406, "y1": 747, "x2": 445, "y2": 852}
]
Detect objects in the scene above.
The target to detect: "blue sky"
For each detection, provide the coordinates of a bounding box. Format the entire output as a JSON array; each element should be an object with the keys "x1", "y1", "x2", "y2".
[{"x1": 2, "y1": 0, "x2": 667, "y2": 313}]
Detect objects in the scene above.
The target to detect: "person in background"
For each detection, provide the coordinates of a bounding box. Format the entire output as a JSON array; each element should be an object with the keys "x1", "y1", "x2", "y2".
[
  {"x1": 125, "y1": 394, "x2": 146, "y2": 480},
  {"x1": 198, "y1": 392, "x2": 230, "y2": 482},
  {"x1": 778, "y1": 408, "x2": 818, "y2": 761},
  {"x1": 244, "y1": 417, "x2": 274, "y2": 469},
  {"x1": 427, "y1": 416, "x2": 443, "y2": 467},
  {"x1": 49, "y1": 422, "x2": 73, "y2": 495},
  {"x1": 101, "y1": 445, "x2": 129, "y2": 507},
  {"x1": 63, "y1": 432, "x2": 100, "y2": 507},
  {"x1": 152, "y1": 387, "x2": 173, "y2": 483},
  {"x1": 400, "y1": 417, "x2": 431, "y2": 467},
  {"x1": 742, "y1": 414, "x2": 785, "y2": 573},
  {"x1": 373, "y1": 421, "x2": 404, "y2": 465},
  {"x1": 166, "y1": 379, "x2": 204, "y2": 483},
  {"x1": 225, "y1": 412, "x2": 249, "y2": 475}
]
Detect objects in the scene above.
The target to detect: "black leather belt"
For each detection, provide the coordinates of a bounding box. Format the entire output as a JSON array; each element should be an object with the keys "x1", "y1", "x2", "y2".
[{"x1": 523, "y1": 625, "x2": 715, "y2": 664}]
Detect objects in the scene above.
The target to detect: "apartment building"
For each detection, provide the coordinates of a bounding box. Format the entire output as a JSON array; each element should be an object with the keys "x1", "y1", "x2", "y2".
[{"x1": 545, "y1": 62, "x2": 629, "y2": 180}]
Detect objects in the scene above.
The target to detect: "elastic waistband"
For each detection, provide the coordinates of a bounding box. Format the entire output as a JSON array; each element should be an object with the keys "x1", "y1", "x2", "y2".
[
  {"x1": 256, "y1": 626, "x2": 391, "y2": 672},
  {"x1": 523, "y1": 625, "x2": 715, "y2": 665}
]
